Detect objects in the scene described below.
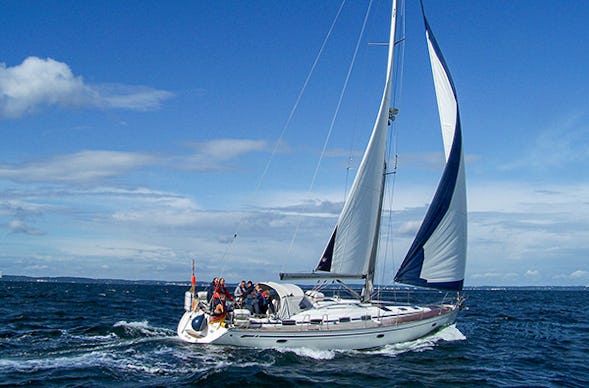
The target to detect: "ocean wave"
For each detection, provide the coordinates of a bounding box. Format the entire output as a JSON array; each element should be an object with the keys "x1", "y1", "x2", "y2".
[
  {"x1": 0, "y1": 343, "x2": 202, "y2": 379},
  {"x1": 112, "y1": 320, "x2": 176, "y2": 339},
  {"x1": 0, "y1": 350, "x2": 117, "y2": 374}
]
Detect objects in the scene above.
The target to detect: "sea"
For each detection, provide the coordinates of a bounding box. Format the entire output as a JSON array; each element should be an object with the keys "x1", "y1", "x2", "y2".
[{"x1": 1, "y1": 280, "x2": 587, "y2": 387}]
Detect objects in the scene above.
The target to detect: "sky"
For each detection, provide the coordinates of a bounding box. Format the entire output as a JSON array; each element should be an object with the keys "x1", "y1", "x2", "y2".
[{"x1": 0, "y1": 0, "x2": 588, "y2": 287}]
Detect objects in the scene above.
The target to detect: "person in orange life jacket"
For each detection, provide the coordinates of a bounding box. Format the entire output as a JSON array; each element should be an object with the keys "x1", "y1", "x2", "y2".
[
  {"x1": 209, "y1": 292, "x2": 227, "y2": 324},
  {"x1": 217, "y1": 278, "x2": 234, "y2": 301}
]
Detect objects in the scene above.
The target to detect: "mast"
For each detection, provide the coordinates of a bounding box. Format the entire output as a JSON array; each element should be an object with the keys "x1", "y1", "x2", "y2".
[
  {"x1": 360, "y1": 0, "x2": 398, "y2": 301},
  {"x1": 281, "y1": 0, "x2": 399, "y2": 302}
]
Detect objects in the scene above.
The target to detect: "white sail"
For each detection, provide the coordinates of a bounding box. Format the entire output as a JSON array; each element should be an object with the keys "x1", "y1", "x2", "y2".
[
  {"x1": 394, "y1": 15, "x2": 467, "y2": 291},
  {"x1": 281, "y1": 2, "x2": 399, "y2": 296},
  {"x1": 314, "y1": 1, "x2": 398, "y2": 291}
]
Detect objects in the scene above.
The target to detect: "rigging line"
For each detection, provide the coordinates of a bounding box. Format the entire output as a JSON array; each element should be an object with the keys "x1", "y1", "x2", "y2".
[
  {"x1": 343, "y1": 0, "x2": 382, "y2": 203},
  {"x1": 285, "y1": 0, "x2": 375, "y2": 259},
  {"x1": 216, "y1": 0, "x2": 347, "y2": 275}
]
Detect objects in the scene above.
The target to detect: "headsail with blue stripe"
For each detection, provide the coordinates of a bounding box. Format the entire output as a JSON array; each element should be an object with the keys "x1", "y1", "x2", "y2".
[{"x1": 394, "y1": 11, "x2": 467, "y2": 291}]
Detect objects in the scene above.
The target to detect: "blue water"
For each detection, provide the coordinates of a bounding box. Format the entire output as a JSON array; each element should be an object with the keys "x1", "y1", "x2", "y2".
[{"x1": 1, "y1": 281, "x2": 587, "y2": 387}]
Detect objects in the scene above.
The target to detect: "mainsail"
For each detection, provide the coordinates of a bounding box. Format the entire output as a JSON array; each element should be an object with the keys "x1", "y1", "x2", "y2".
[
  {"x1": 281, "y1": 1, "x2": 399, "y2": 300},
  {"x1": 394, "y1": 12, "x2": 467, "y2": 291}
]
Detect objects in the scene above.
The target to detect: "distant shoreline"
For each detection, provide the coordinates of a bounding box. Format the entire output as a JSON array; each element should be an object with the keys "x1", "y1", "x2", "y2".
[
  {"x1": 0, "y1": 274, "x2": 189, "y2": 287},
  {"x1": 1, "y1": 274, "x2": 587, "y2": 291}
]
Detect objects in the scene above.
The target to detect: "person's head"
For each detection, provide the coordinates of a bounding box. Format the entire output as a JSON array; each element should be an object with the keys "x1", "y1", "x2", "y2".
[
  {"x1": 240, "y1": 280, "x2": 245, "y2": 287},
  {"x1": 219, "y1": 278, "x2": 225, "y2": 285},
  {"x1": 247, "y1": 281, "x2": 253, "y2": 287},
  {"x1": 213, "y1": 277, "x2": 218, "y2": 284}
]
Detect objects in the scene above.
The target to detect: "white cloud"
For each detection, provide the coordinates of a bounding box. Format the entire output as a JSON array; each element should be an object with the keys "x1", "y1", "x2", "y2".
[
  {"x1": 570, "y1": 270, "x2": 589, "y2": 279},
  {"x1": 197, "y1": 139, "x2": 267, "y2": 160},
  {"x1": 25, "y1": 264, "x2": 49, "y2": 271},
  {"x1": 470, "y1": 272, "x2": 519, "y2": 280},
  {"x1": 0, "y1": 56, "x2": 173, "y2": 118},
  {"x1": 0, "y1": 138, "x2": 274, "y2": 185},
  {"x1": 7, "y1": 219, "x2": 44, "y2": 235},
  {"x1": 501, "y1": 112, "x2": 589, "y2": 171},
  {"x1": 178, "y1": 139, "x2": 268, "y2": 171},
  {"x1": 525, "y1": 269, "x2": 540, "y2": 277},
  {"x1": 91, "y1": 83, "x2": 174, "y2": 111},
  {"x1": 1, "y1": 199, "x2": 48, "y2": 235},
  {"x1": 59, "y1": 239, "x2": 178, "y2": 260},
  {"x1": 398, "y1": 220, "x2": 422, "y2": 236},
  {"x1": 0, "y1": 150, "x2": 157, "y2": 183}
]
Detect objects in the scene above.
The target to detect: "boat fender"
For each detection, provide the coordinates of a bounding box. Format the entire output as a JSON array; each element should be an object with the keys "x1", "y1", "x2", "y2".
[
  {"x1": 184, "y1": 291, "x2": 193, "y2": 312},
  {"x1": 191, "y1": 314, "x2": 207, "y2": 331}
]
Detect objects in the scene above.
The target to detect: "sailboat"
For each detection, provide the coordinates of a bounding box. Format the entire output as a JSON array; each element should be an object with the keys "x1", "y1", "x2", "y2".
[{"x1": 177, "y1": 0, "x2": 467, "y2": 350}]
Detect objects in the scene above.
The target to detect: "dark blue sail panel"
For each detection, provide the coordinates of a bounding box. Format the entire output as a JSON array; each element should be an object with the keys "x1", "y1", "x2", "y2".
[{"x1": 316, "y1": 227, "x2": 336, "y2": 272}]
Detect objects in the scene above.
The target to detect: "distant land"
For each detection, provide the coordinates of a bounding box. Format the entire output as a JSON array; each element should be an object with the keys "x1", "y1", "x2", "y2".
[
  {"x1": 0, "y1": 274, "x2": 587, "y2": 291},
  {"x1": 0, "y1": 274, "x2": 190, "y2": 287}
]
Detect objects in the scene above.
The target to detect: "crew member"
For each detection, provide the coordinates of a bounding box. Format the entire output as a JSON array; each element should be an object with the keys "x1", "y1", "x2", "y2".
[{"x1": 209, "y1": 292, "x2": 227, "y2": 326}]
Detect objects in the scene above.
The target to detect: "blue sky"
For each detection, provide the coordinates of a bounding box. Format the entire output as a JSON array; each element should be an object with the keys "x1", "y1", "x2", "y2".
[{"x1": 1, "y1": 0, "x2": 588, "y2": 287}]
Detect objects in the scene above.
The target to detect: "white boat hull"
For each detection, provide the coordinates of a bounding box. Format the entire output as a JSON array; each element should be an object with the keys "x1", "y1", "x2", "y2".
[{"x1": 177, "y1": 303, "x2": 458, "y2": 350}]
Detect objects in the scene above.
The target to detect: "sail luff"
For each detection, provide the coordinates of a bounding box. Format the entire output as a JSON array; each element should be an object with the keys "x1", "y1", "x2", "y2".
[{"x1": 394, "y1": 9, "x2": 467, "y2": 291}]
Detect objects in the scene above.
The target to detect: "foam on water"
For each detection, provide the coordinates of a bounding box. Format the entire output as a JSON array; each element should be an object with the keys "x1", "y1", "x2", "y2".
[
  {"x1": 278, "y1": 347, "x2": 336, "y2": 360},
  {"x1": 0, "y1": 341, "x2": 202, "y2": 378},
  {"x1": 272, "y1": 325, "x2": 465, "y2": 360},
  {"x1": 434, "y1": 323, "x2": 466, "y2": 342},
  {"x1": 363, "y1": 324, "x2": 466, "y2": 357},
  {"x1": 0, "y1": 350, "x2": 117, "y2": 373},
  {"x1": 113, "y1": 320, "x2": 176, "y2": 338}
]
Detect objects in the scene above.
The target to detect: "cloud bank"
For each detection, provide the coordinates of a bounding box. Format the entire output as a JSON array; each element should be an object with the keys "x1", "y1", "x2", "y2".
[
  {"x1": 0, "y1": 138, "x2": 271, "y2": 185},
  {"x1": 0, "y1": 150, "x2": 158, "y2": 184},
  {"x1": 0, "y1": 57, "x2": 173, "y2": 118}
]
